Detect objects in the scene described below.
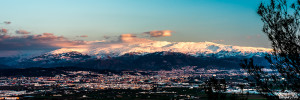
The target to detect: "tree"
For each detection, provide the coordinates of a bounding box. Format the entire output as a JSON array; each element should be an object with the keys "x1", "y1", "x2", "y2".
[
  {"x1": 241, "y1": 0, "x2": 300, "y2": 99},
  {"x1": 204, "y1": 77, "x2": 227, "y2": 100}
]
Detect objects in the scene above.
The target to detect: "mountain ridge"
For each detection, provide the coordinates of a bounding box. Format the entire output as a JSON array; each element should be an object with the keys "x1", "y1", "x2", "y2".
[
  {"x1": 50, "y1": 41, "x2": 271, "y2": 58},
  {"x1": 18, "y1": 51, "x2": 269, "y2": 70},
  {"x1": 0, "y1": 41, "x2": 271, "y2": 70}
]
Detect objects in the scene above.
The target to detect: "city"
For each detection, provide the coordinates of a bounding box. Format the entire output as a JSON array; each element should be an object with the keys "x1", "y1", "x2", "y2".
[{"x1": 0, "y1": 66, "x2": 268, "y2": 99}]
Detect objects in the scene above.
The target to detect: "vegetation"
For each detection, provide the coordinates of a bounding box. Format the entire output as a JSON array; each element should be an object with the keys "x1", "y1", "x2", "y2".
[
  {"x1": 241, "y1": 0, "x2": 300, "y2": 99},
  {"x1": 204, "y1": 77, "x2": 227, "y2": 100}
]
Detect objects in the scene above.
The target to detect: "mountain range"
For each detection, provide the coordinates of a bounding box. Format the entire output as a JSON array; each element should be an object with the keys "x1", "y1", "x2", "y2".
[{"x1": 0, "y1": 41, "x2": 272, "y2": 70}]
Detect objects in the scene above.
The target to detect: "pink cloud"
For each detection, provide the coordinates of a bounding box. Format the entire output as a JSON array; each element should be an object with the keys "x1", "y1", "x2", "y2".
[
  {"x1": 119, "y1": 34, "x2": 151, "y2": 43},
  {"x1": 144, "y1": 30, "x2": 173, "y2": 37},
  {"x1": 0, "y1": 28, "x2": 8, "y2": 34},
  {"x1": 16, "y1": 30, "x2": 30, "y2": 34},
  {"x1": 0, "y1": 33, "x2": 86, "y2": 50},
  {"x1": 79, "y1": 35, "x2": 88, "y2": 37}
]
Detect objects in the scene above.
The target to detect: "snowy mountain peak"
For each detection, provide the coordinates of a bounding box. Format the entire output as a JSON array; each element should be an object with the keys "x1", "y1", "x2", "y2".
[{"x1": 50, "y1": 41, "x2": 272, "y2": 58}]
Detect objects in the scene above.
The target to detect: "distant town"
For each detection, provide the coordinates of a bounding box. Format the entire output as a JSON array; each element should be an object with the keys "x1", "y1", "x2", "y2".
[{"x1": 1, "y1": 66, "x2": 293, "y2": 99}]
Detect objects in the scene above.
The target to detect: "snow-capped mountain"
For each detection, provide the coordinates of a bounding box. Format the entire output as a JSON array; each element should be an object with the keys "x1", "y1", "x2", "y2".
[
  {"x1": 50, "y1": 41, "x2": 271, "y2": 58},
  {"x1": 0, "y1": 41, "x2": 272, "y2": 70}
]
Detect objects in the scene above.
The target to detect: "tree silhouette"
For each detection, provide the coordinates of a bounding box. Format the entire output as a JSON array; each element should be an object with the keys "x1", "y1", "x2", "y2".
[
  {"x1": 204, "y1": 77, "x2": 227, "y2": 100},
  {"x1": 241, "y1": 0, "x2": 300, "y2": 99}
]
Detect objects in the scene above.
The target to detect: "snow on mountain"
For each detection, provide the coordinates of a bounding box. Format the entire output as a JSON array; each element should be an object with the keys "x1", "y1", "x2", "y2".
[{"x1": 50, "y1": 41, "x2": 272, "y2": 58}]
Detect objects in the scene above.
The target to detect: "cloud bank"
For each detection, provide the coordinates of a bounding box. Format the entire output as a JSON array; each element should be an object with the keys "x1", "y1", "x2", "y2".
[
  {"x1": 0, "y1": 28, "x2": 173, "y2": 57},
  {"x1": 0, "y1": 32, "x2": 85, "y2": 50}
]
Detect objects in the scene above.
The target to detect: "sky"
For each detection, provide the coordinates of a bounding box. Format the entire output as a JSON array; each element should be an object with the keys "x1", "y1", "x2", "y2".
[{"x1": 0, "y1": 0, "x2": 271, "y2": 53}]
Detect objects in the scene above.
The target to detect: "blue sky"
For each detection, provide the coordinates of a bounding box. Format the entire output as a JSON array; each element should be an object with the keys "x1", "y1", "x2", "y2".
[{"x1": 0, "y1": 0, "x2": 270, "y2": 48}]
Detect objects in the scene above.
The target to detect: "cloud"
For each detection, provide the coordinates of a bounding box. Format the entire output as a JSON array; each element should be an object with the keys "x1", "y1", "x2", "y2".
[
  {"x1": 118, "y1": 34, "x2": 152, "y2": 43},
  {"x1": 119, "y1": 34, "x2": 136, "y2": 42},
  {"x1": 144, "y1": 30, "x2": 173, "y2": 37},
  {"x1": 0, "y1": 28, "x2": 8, "y2": 34},
  {"x1": 4, "y1": 21, "x2": 11, "y2": 24},
  {"x1": 103, "y1": 30, "x2": 174, "y2": 43},
  {"x1": 0, "y1": 29, "x2": 172, "y2": 53},
  {"x1": 0, "y1": 34, "x2": 10, "y2": 40},
  {"x1": 0, "y1": 33, "x2": 86, "y2": 50},
  {"x1": 120, "y1": 34, "x2": 136, "y2": 38},
  {"x1": 103, "y1": 35, "x2": 110, "y2": 39},
  {"x1": 78, "y1": 35, "x2": 88, "y2": 37},
  {"x1": 0, "y1": 26, "x2": 176, "y2": 57},
  {"x1": 16, "y1": 30, "x2": 30, "y2": 34}
]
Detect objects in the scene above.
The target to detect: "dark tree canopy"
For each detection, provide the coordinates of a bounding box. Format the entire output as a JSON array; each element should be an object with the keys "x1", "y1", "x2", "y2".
[
  {"x1": 204, "y1": 77, "x2": 227, "y2": 100},
  {"x1": 241, "y1": 0, "x2": 300, "y2": 99}
]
